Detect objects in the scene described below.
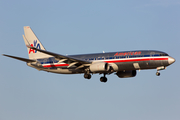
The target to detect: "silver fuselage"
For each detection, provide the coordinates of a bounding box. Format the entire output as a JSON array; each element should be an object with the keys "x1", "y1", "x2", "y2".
[{"x1": 27, "y1": 50, "x2": 175, "y2": 74}]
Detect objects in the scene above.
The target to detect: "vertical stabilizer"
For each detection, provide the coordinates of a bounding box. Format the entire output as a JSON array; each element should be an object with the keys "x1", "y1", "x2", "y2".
[{"x1": 23, "y1": 26, "x2": 51, "y2": 59}]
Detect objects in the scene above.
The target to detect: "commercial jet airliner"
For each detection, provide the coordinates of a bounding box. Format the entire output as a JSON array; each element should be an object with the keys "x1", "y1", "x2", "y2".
[{"x1": 3, "y1": 26, "x2": 175, "y2": 82}]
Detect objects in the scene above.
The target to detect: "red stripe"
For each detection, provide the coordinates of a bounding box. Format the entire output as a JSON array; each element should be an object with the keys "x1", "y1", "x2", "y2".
[
  {"x1": 43, "y1": 64, "x2": 69, "y2": 68},
  {"x1": 42, "y1": 57, "x2": 168, "y2": 68}
]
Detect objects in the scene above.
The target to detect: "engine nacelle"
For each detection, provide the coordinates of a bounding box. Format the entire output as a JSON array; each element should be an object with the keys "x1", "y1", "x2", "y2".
[
  {"x1": 90, "y1": 62, "x2": 110, "y2": 73},
  {"x1": 116, "y1": 70, "x2": 137, "y2": 78}
]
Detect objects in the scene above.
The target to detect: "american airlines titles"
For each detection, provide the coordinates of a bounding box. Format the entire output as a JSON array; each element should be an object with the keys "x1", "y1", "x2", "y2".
[{"x1": 114, "y1": 51, "x2": 141, "y2": 56}]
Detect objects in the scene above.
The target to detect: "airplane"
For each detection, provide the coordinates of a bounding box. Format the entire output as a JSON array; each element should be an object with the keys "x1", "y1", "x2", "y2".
[{"x1": 2, "y1": 26, "x2": 175, "y2": 82}]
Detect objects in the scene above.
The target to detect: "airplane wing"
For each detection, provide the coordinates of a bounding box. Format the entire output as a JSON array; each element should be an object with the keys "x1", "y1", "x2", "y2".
[
  {"x1": 27, "y1": 45, "x2": 91, "y2": 67},
  {"x1": 2, "y1": 54, "x2": 36, "y2": 63}
]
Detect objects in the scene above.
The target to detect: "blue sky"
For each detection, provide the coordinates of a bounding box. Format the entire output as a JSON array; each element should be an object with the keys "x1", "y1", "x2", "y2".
[{"x1": 0, "y1": 0, "x2": 180, "y2": 120}]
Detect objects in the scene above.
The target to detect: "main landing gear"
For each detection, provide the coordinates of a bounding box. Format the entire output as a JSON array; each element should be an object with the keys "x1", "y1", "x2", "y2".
[
  {"x1": 100, "y1": 74, "x2": 107, "y2": 83},
  {"x1": 84, "y1": 72, "x2": 108, "y2": 83},
  {"x1": 84, "y1": 73, "x2": 91, "y2": 79},
  {"x1": 84, "y1": 69, "x2": 91, "y2": 79}
]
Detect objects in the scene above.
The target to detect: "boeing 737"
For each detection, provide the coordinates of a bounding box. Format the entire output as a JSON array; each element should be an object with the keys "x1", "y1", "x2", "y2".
[{"x1": 3, "y1": 26, "x2": 175, "y2": 82}]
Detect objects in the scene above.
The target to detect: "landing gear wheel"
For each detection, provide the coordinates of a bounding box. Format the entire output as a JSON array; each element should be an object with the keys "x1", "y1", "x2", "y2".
[
  {"x1": 84, "y1": 74, "x2": 91, "y2": 79},
  {"x1": 156, "y1": 72, "x2": 160, "y2": 76},
  {"x1": 100, "y1": 77, "x2": 107, "y2": 83}
]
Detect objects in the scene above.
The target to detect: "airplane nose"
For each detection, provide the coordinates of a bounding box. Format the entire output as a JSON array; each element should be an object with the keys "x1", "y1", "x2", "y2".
[{"x1": 168, "y1": 57, "x2": 175, "y2": 64}]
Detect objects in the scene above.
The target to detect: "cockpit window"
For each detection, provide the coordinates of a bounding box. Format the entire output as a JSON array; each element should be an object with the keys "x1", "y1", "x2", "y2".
[{"x1": 160, "y1": 53, "x2": 169, "y2": 56}]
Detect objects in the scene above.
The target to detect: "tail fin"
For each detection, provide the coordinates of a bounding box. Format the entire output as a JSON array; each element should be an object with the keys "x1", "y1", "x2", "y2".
[{"x1": 23, "y1": 26, "x2": 51, "y2": 59}]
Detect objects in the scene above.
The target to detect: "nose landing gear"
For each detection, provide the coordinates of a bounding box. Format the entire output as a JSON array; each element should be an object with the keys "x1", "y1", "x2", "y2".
[
  {"x1": 156, "y1": 71, "x2": 160, "y2": 76},
  {"x1": 156, "y1": 66, "x2": 166, "y2": 76}
]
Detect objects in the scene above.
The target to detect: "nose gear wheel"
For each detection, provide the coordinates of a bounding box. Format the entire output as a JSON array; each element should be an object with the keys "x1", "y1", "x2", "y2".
[{"x1": 156, "y1": 71, "x2": 160, "y2": 76}]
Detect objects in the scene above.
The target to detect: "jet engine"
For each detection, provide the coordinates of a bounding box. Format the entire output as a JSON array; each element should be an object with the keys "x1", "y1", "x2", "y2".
[
  {"x1": 116, "y1": 70, "x2": 137, "y2": 78},
  {"x1": 89, "y1": 62, "x2": 110, "y2": 73}
]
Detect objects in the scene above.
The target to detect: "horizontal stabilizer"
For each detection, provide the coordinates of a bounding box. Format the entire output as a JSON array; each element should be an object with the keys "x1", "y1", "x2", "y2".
[{"x1": 2, "y1": 54, "x2": 36, "y2": 63}]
